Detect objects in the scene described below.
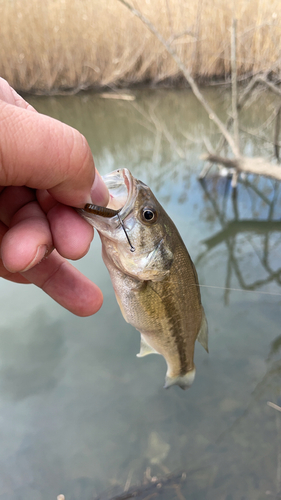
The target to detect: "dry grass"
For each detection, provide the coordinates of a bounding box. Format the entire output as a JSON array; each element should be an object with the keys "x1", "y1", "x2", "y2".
[{"x1": 0, "y1": 0, "x2": 281, "y2": 93}]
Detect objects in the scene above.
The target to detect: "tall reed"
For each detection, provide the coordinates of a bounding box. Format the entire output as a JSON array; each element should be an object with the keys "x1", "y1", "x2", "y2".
[{"x1": 0, "y1": 0, "x2": 280, "y2": 93}]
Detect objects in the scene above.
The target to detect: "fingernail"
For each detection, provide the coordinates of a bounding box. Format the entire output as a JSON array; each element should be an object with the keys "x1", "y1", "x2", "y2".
[
  {"x1": 21, "y1": 244, "x2": 48, "y2": 272},
  {"x1": 90, "y1": 171, "x2": 109, "y2": 207}
]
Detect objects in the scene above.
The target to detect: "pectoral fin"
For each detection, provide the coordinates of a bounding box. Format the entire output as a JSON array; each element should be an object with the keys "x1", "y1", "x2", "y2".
[
  {"x1": 137, "y1": 335, "x2": 159, "y2": 357},
  {"x1": 197, "y1": 307, "x2": 208, "y2": 353}
]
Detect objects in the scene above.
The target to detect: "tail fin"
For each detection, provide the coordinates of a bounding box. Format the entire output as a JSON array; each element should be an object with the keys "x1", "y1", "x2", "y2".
[{"x1": 164, "y1": 368, "x2": 196, "y2": 390}]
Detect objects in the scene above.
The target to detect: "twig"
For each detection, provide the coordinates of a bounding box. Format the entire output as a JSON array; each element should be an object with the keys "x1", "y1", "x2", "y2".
[
  {"x1": 192, "y1": 0, "x2": 204, "y2": 75},
  {"x1": 198, "y1": 162, "x2": 214, "y2": 179},
  {"x1": 168, "y1": 29, "x2": 196, "y2": 45},
  {"x1": 237, "y1": 74, "x2": 261, "y2": 110},
  {"x1": 240, "y1": 125, "x2": 281, "y2": 147},
  {"x1": 124, "y1": 469, "x2": 134, "y2": 492},
  {"x1": 276, "y1": 406, "x2": 281, "y2": 496},
  {"x1": 142, "y1": 494, "x2": 158, "y2": 500},
  {"x1": 231, "y1": 19, "x2": 240, "y2": 154},
  {"x1": 148, "y1": 106, "x2": 185, "y2": 158},
  {"x1": 274, "y1": 105, "x2": 281, "y2": 161},
  {"x1": 173, "y1": 484, "x2": 187, "y2": 500},
  {"x1": 268, "y1": 402, "x2": 281, "y2": 412},
  {"x1": 208, "y1": 73, "x2": 265, "y2": 159},
  {"x1": 257, "y1": 75, "x2": 281, "y2": 98}
]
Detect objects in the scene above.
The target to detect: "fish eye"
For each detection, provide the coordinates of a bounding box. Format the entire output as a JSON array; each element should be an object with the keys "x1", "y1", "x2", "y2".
[{"x1": 140, "y1": 207, "x2": 158, "y2": 224}]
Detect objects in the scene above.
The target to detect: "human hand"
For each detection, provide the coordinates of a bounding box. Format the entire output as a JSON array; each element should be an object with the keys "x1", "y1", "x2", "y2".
[{"x1": 0, "y1": 78, "x2": 109, "y2": 316}]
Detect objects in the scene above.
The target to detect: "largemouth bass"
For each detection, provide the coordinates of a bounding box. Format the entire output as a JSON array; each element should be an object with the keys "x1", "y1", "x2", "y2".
[{"x1": 79, "y1": 169, "x2": 208, "y2": 389}]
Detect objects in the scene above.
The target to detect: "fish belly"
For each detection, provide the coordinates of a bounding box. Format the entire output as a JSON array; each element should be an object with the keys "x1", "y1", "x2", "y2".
[{"x1": 102, "y1": 241, "x2": 207, "y2": 390}]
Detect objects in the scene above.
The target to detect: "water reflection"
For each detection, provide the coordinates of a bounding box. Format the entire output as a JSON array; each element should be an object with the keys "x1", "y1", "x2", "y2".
[
  {"x1": 197, "y1": 176, "x2": 281, "y2": 302},
  {"x1": 0, "y1": 88, "x2": 280, "y2": 500},
  {"x1": 0, "y1": 310, "x2": 64, "y2": 400},
  {"x1": 187, "y1": 174, "x2": 281, "y2": 500}
]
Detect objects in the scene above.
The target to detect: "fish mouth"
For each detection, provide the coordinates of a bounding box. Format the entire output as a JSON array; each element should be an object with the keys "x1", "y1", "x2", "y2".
[
  {"x1": 103, "y1": 168, "x2": 136, "y2": 219},
  {"x1": 78, "y1": 168, "x2": 137, "y2": 231}
]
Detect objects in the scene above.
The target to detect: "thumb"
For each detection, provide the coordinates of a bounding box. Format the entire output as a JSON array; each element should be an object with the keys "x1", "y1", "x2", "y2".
[{"x1": 0, "y1": 99, "x2": 108, "y2": 207}]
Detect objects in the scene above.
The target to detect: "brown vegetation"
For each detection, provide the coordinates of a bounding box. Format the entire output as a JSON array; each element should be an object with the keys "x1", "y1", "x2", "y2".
[{"x1": 0, "y1": 0, "x2": 281, "y2": 93}]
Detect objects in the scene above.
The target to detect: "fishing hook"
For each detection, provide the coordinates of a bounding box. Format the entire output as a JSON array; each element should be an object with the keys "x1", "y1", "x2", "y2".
[
  {"x1": 117, "y1": 214, "x2": 135, "y2": 252},
  {"x1": 84, "y1": 203, "x2": 135, "y2": 252}
]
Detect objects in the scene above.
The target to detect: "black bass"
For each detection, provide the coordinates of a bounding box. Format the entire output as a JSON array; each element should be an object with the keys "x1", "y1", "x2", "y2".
[{"x1": 79, "y1": 169, "x2": 208, "y2": 390}]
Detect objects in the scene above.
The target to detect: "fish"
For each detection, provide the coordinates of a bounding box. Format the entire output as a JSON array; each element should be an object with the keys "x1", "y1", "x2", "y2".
[{"x1": 78, "y1": 168, "x2": 208, "y2": 390}]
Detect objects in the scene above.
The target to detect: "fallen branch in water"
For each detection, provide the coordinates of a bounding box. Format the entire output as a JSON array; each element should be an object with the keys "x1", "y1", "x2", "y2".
[
  {"x1": 98, "y1": 93, "x2": 136, "y2": 101},
  {"x1": 202, "y1": 154, "x2": 281, "y2": 181}
]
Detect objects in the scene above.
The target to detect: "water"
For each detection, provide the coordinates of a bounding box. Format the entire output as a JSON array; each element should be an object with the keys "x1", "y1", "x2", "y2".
[{"x1": 1, "y1": 88, "x2": 281, "y2": 500}]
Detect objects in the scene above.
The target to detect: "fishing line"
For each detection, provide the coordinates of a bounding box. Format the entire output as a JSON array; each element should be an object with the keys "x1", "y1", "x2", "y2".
[
  {"x1": 194, "y1": 283, "x2": 281, "y2": 297},
  {"x1": 117, "y1": 214, "x2": 135, "y2": 252}
]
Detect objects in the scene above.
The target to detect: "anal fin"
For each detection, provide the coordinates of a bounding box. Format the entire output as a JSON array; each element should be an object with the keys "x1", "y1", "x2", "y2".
[{"x1": 137, "y1": 335, "x2": 159, "y2": 358}]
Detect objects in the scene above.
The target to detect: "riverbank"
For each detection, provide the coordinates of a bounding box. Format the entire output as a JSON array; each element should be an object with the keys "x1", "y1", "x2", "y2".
[{"x1": 0, "y1": 0, "x2": 280, "y2": 94}]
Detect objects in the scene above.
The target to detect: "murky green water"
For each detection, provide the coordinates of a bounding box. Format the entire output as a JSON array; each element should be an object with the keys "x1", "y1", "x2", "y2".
[{"x1": 1, "y1": 88, "x2": 281, "y2": 500}]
